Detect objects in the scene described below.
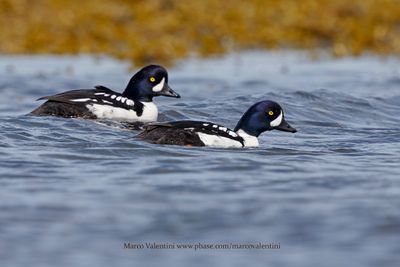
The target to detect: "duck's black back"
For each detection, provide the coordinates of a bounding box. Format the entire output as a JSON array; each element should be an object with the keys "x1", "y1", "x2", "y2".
[
  {"x1": 137, "y1": 122, "x2": 205, "y2": 146},
  {"x1": 30, "y1": 100, "x2": 96, "y2": 118}
]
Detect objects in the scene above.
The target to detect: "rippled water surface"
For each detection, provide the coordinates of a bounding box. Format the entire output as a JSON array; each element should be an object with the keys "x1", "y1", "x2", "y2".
[{"x1": 1, "y1": 52, "x2": 400, "y2": 267}]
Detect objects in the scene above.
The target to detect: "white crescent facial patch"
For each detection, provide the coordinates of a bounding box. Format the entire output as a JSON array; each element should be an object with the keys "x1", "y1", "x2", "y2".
[
  {"x1": 270, "y1": 111, "x2": 283, "y2": 127},
  {"x1": 152, "y1": 77, "x2": 165, "y2": 92}
]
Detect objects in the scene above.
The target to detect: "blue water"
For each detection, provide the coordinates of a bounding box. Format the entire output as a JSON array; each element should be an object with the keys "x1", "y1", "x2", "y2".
[{"x1": 1, "y1": 52, "x2": 399, "y2": 267}]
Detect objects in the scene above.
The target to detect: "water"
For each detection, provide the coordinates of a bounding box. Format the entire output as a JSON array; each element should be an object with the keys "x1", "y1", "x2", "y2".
[{"x1": 0, "y1": 52, "x2": 399, "y2": 267}]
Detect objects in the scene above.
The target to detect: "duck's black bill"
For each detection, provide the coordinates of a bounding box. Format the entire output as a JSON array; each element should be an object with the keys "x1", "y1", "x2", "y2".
[
  {"x1": 275, "y1": 119, "x2": 297, "y2": 133},
  {"x1": 159, "y1": 84, "x2": 181, "y2": 98}
]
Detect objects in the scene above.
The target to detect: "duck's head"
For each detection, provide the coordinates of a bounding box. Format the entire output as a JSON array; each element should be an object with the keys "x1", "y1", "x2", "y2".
[
  {"x1": 234, "y1": 100, "x2": 297, "y2": 137},
  {"x1": 123, "y1": 65, "x2": 180, "y2": 101}
]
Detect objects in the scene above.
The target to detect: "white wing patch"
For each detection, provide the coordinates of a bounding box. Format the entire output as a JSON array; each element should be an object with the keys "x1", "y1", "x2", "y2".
[
  {"x1": 211, "y1": 125, "x2": 237, "y2": 137},
  {"x1": 228, "y1": 131, "x2": 238, "y2": 137},
  {"x1": 94, "y1": 92, "x2": 110, "y2": 97},
  {"x1": 72, "y1": 93, "x2": 136, "y2": 106},
  {"x1": 270, "y1": 111, "x2": 283, "y2": 127},
  {"x1": 71, "y1": 98, "x2": 92, "y2": 102},
  {"x1": 152, "y1": 77, "x2": 165, "y2": 92},
  {"x1": 203, "y1": 124, "x2": 239, "y2": 138}
]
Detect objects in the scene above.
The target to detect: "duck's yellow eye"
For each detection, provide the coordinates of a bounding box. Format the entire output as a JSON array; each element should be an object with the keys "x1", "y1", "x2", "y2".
[
  {"x1": 149, "y1": 77, "x2": 156, "y2": 82},
  {"x1": 268, "y1": 111, "x2": 274, "y2": 116}
]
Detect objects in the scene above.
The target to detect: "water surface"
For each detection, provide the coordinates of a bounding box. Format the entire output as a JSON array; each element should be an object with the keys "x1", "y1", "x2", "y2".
[{"x1": 0, "y1": 52, "x2": 399, "y2": 266}]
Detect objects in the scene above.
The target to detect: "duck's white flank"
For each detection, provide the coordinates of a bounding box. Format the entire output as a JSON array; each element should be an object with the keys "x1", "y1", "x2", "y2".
[
  {"x1": 197, "y1": 132, "x2": 243, "y2": 148},
  {"x1": 86, "y1": 101, "x2": 158, "y2": 122}
]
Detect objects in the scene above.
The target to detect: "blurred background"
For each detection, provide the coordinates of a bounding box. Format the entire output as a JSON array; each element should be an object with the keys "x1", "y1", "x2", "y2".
[{"x1": 1, "y1": 0, "x2": 400, "y2": 65}]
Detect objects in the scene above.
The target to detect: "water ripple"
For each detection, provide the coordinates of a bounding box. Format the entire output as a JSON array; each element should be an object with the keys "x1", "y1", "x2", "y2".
[{"x1": 1, "y1": 53, "x2": 400, "y2": 267}]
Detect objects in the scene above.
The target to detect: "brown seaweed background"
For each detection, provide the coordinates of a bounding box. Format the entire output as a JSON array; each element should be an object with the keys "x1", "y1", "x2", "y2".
[{"x1": 1, "y1": 0, "x2": 400, "y2": 65}]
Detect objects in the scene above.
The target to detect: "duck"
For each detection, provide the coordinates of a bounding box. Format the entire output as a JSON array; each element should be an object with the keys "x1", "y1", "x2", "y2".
[
  {"x1": 137, "y1": 100, "x2": 296, "y2": 148},
  {"x1": 30, "y1": 65, "x2": 180, "y2": 122}
]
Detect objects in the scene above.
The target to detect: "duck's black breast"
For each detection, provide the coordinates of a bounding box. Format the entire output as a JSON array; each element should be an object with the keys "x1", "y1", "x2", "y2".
[
  {"x1": 137, "y1": 121, "x2": 244, "y2": 147},
  {"x1": 30, "y1": 86, "x2": 144, "y2": 118}
]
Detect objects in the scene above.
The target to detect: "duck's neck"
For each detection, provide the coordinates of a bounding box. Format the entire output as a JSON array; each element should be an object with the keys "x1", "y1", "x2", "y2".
[
  {"x1": 123, "y1": 78, "x2": 153, "y2": 102},
  {"x1": 122, "y1": 88, "x2": 153, "y2": 102},
  {"x1": 236, "y1": 129, "x2": 259, "y2": 147}
]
